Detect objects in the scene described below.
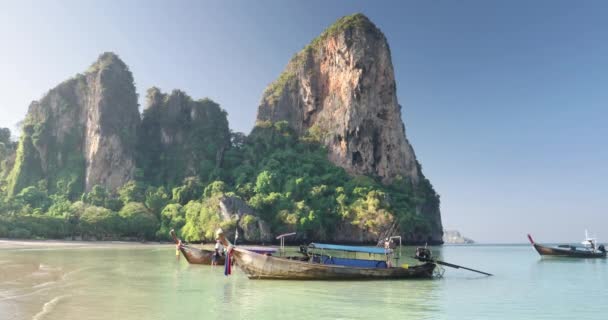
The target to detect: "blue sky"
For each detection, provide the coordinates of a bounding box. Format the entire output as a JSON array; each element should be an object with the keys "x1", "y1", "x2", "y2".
[{"x1": 1, "y1": 1, "x2": 606, "y2": 243}]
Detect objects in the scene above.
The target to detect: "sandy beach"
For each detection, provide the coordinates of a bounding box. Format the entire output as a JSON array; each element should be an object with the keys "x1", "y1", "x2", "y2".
[{"x1": 0, "y1": 239, "x2": 174, "y2": 250}]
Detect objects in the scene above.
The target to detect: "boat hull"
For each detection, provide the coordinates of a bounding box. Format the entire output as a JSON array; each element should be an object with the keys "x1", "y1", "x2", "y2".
[
  {"x1": 532, "y1": 243, "x2": 606, "y2": 258},
  {"x1": 231, "y1": 248, "x2": 435, "y2": 280},
  {"x1": 179, "y1": 245, "x2": 225, "y2": 265},
  {"x1": 170, "y1": 229, "x2": 225, "y2": 265}
]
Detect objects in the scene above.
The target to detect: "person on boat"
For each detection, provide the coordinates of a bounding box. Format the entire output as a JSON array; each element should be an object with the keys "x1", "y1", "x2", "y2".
[
  {"x1": 384, "y1": 238, "x2": 396, "y2": 268},
  {"x1": 212, "y1": 239, "x2": 224, "y2": 266},
  {"x1": 384, "y1": 238, "x2": 396, "y2": 250}
]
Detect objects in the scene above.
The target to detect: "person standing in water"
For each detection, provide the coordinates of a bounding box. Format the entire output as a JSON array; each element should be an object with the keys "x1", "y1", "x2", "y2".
[{"x1": 212, "y1": 239, "x2": 224, "y2": 266}]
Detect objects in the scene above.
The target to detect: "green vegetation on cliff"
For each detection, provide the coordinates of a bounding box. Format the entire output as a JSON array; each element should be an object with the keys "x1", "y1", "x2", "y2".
[
  {"x1": 5, "y1": 52, "x2": 138, "y2": 199},
  {"x1": 0, "y1": 120, "x2": 439, "y2": 243},
  {"x1": 1, "y1": 39, "x2": 441, "y2": 244},
  {"x1": 263, "y1": 13, "x2": 381, "y2": 105},
  {"x1": 138, "y1": 88, "x2": 231, "y2": 187}
]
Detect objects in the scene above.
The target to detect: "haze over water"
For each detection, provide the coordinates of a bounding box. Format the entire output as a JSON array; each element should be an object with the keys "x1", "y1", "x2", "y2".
[{"x1": 1, "y1": 244, "x2": 606, "y2": 319}]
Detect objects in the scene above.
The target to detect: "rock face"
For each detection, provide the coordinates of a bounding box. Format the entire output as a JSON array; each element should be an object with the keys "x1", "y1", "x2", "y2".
[
  {"x1": 138, "y1": 88, "x2": 231, "y2": 186},
  {"x1": 218, "y1": 195, "x2": 273, "y2": 243},
  {"x1": 256, "y1": 14, "x2": 443, "y2": 243},
  {"x1": 443, "y1": 230, "x2": 475, "y2": 244},
  {"x1": 8, "y1": 52, "x2": 139, "y2": 196},
  {"x1": 258, "y1": 14, "x2": 419, "y2": 184}
]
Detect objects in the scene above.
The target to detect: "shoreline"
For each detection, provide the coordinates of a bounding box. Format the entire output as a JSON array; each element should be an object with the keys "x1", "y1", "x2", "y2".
[{"x1": 0, "y1": 238, "x2": 174, "y2": 250}]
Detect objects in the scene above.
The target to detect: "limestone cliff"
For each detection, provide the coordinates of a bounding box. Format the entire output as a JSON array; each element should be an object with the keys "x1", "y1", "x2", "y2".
[
  {"x1": 258, "y1": 14, "x2": 420, "y2": 184},
  {"x1": 7, "y1": 52, "x2": 139, "y2": 196},
  {"x1": 138, "y1": 88, "x2": 231, "y2": 186},
  {"x1": 256, "y1": 14, "x2": 443, "y2": 243}
]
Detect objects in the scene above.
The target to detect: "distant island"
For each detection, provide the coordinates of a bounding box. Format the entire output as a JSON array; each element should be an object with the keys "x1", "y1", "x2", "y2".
[
  {"x1": 442, "y1": 230, "x2": 475, "y2": 244},
  {"x1": 0, "y1": 14, "x2": 443, "y2": 245}
]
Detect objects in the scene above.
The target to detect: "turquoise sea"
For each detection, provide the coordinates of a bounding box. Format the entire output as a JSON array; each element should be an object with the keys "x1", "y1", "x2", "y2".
[{"x1": 1, "y1": 243, "x2": 606, "y2": 320}]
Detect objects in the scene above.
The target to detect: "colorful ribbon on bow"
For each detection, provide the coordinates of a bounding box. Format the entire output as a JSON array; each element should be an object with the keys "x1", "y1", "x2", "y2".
[{"x1": 224, "y1": 247, "x2": 233, "y2": 276}]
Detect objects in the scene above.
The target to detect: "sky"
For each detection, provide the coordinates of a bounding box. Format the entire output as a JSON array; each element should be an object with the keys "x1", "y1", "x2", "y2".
[{"x1": 1, "y1": 0, "x2": 606, "y2": 243}]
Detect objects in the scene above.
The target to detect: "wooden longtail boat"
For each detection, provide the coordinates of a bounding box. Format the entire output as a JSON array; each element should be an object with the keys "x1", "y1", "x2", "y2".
[
  {"x1": 229, "y1": 247, "x2": 436, "y2": 280},
  {"x1": 171, "y1": 229, "x2": 225, "y2": 265},
  {"x1": 218, "y1": 232, "x2": 435, "y2": 280},
  {"x1": 527, "y1": 234, "x2": 606, "y2": 258}
]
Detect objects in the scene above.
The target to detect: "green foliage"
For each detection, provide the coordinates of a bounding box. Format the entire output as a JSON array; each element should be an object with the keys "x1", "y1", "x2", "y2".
[
  {"x1": 137, "y1": 89, "x2": 231, "y2": 187},
  {"x1": 80, "y1": 206, "x2": 120, "y2": 239},
  {"x1": 118, "y1": 202, "x2": 159, "y2": 239},
  {"x1": 1, "y1": 101, "x2": 439, "y2": 243},
  {"x1": 263, "y1": 70, "x2": 296, "y2": 104},
  {"x1": 7, "y1": 127, "x2": 44, "y2": 197},
  {"x1": 118, "y1": 202, "x2": 159, "y2": 240},
  {"x1": 47, "y1": 195, "x2": 72, "y2": 217},
  {"x1": 0, "y1": 214, "x2": 69, "y2": 239},
  {"x1": 0, "y1": 128, "x2": 10, "y2": 145},
  {"x1": 16, "y1": 186, "x2": 50, "y2": 211},
  {"x1": 145, "y1": 186, "x2": 170, "y2": 216},
  {"x1": 82, "y1": 185, "x2": 108, "y2": 207},
  {"x1": 118, "y1": 180, "x2": 146, "y2": 204},
  {"x1": 172, "y1": 177, "x2": 203, "y2": 205},
  {"x1": 157, "y1": 203, "x2": 184, "y2": 240},
  {"x1": 203, "y1": 180, "x2": 226, "y2": 198}
]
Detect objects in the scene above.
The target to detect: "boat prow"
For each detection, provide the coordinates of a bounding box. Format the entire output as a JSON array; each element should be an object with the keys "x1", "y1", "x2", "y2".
[{"x1": 170, "y1": 229, "x2": 225, "y2": 265}]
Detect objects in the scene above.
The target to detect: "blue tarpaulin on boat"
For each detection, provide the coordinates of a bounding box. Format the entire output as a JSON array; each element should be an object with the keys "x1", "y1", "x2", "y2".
[
  {"x1": 321, "y1": 256, "x2": 388, "y2": 268},
  {"x1": 309, "y1": 243, "x2": 391, "y2": 254}
]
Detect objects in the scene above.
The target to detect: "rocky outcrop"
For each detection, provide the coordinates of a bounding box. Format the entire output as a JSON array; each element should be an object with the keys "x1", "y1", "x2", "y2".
[
  {"x1": 218, "y1": 195, "x2": 273, "y2": 243},
  {"x1": 138, "y1": 88, "x2": 230, "y2": 186},
  {"x1": 256, "y1": 14, "x2": 443, "y2": 244},
  {"x1": 7, "y1": 52, "x2": 139, "y2": 196},
  {"x1": 443, "y1": 230, "x2": 475, "y2": 244},
  {"x1": 257, "y1": 14, "x2": 420, "y2": 184}
]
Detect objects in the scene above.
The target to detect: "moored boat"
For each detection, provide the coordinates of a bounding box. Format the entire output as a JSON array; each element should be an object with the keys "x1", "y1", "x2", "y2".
[
  {"x1": 527, "y1": 233, "x2": 606, "y2": 258},
  {"x1": 171, "y1": 229, "x2": 225, "y2": 265},
  {"x1": 230, "y1": 247, "x2": 436, "y2": 280},
  {"x1": 218, "y1": 231, "x2": 436, "y2": 280},
  {"x1": 170, "y1": 229, "x2": 277, "y2": 265}
]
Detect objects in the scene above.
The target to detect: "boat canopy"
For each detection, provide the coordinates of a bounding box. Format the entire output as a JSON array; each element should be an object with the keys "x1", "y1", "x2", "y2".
[
  {"x1": 308, "y1": 243, "x2": 391, "y2": 255},
  {"x1": 242, "y1": 246, "x2": 277, "y2": 254}
]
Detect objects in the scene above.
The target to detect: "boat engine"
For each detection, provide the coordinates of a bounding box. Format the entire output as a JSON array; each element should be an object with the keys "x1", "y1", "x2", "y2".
[
  {"x1": 599, "y1": 244, "x2": 606, "y2": 253},
  {"x1": 415, "y1": 247, "x2": 433, "y2": 262}
]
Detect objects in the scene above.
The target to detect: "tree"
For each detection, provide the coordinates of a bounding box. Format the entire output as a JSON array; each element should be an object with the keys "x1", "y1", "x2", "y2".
[
  {"x1": 145, "y1": 186, "x2": 170, "y2": 217},
  {"x1": 118, "y1": 202, "x2": 158, "y2": 240},
  {"x1": 80, "y1": 206, "x2": 120, "y2": 239},
  {"x1": 203, "y1": 180, "x2": 226, "y2": 198},
  {"x1": 82, "y1": 185, "x2": 108, "y2": 207},
  {"x1": 172, "y1": 177, "x2": 203, "y2": 205},
  {"x1": 157, "y1": 203, "x2": 184, "y2": 240},
  {"x1": 16, "y1": 185, "x2": 50, "y2": 211},
  {"x1": 47, "y1": 195, "x2": 72, "y2": 217},
  {"x1": 254, "y1": 170, "x2": 277, "y2": 194},
  {"x1": 118, "y1": 180, "x2": 146, "y2": 204}
]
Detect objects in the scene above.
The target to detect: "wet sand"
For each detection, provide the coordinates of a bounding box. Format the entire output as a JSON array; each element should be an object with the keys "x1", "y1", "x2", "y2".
[{"x1": 0, "y1": 239, "x2": 171, "y2": 250}]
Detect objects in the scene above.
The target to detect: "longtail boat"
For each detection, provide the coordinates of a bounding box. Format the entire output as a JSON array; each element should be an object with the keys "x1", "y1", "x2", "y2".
[
  {"x1": 171, "y1": 229, "x2": 225, "y2": 265},
  {"x1": 218, "y1": 231, "x2": 436, "y2": 280},
  {"x1": 527, "y1": 233, "x2": 606, "y2": 258},
  {"x1": 170, "y1": 229, "x2": 277, "y2": 265}
]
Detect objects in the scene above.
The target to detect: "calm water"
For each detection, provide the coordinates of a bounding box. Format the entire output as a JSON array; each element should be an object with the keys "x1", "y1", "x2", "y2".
[{"x1": 1, "y1": 244, "x2": 606, "y2": 320}]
